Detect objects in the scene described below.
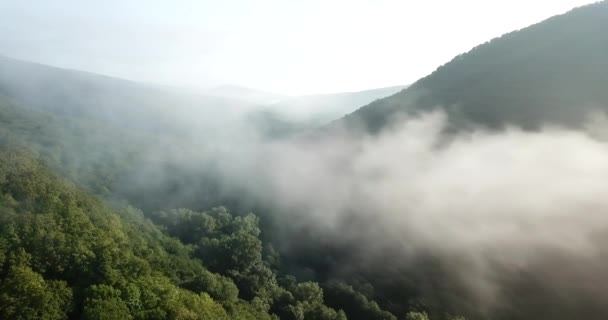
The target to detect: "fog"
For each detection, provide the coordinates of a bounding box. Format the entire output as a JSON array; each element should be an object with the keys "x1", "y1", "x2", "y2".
[
  {"x1": 0, "y1": 0, "x2": 595, "y2": 94},
  {"x1": 178, "y1": 109, "x2": 608, "y2": 316},
  {"x1": 217, "y1": 110, "x2": 608, "y2": 251}
]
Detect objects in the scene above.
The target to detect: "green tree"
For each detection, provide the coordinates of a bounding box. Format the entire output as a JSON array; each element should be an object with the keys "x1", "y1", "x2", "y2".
[
  {"x1": 82, "y1": 285, "x2": 133, "y2": 320},
  {"x1": 0, "y1": 261, "x2": 72, "y2": 320},
  {"x1": 324, "y1": 281, "x2": 396, "y2": 320},
  {"x1": 404, "y1": 312, "x2": 429, "y2": 320}
]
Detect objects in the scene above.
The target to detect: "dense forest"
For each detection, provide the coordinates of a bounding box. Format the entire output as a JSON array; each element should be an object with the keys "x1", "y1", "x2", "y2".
[
  {"x1": 2, "y1": 1, "x2": 608, "y2": 320},
  {"x1": 0, "y1": 79, "x2": 443, "y2": 318}
]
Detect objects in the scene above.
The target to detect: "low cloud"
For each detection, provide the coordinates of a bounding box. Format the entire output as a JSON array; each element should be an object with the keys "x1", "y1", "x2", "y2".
[{"x1": 203, "y1": 110, "x2": 608, "y2": 316}]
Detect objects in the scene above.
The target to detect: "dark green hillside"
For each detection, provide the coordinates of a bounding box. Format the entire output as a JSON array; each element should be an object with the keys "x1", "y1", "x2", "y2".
[{"x1": 345, "y1": 1, "x2": 608, "y2": 132}]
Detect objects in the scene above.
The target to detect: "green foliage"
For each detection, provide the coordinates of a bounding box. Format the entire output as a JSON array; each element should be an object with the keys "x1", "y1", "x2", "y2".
[
  {"x1": 0, "y1": 151, "x2": 252, "y2": 318},
  {"x1": 404, "y1": 312, "x2": 429, "y2": 320},
  {"x1": 82, "y1": 285, "x2": 133, "y2": 320},
  {"x1": 181, "y1": 269, "x2": 240, "y2": 306},
  {"x1": 0, "y1": 150, "x2": 353, "y2": 319},
  {"x1": 170, "y1": 291, "x2": 229, "y2": 320},
  {"x1": 267, "y1": 277, "x2": 347, "y2": 320},
  {"x1": 324, "y1": 281, "x2": 397, "y2": 320},
  {"x1": 0, "y1": 256, "x2": 72, "y2": 320},
  {"x1": 153, "y1": 208, "x2": 281, "y2": 302}
]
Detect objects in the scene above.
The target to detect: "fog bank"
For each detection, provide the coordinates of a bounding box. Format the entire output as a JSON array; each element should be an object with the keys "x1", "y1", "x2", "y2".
[{"x1": 204, "y1": 110, "x2": 608, "y2": 315}]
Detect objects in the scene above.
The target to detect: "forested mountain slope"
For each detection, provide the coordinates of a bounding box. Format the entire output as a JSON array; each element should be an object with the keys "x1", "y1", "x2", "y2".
[
  {"x1": 0, "y1": 150, "x2": 246, "y2": 319},
  {"x1": 0, "y1": 57, "x2": 269, "y2": 210},
  {"x1": 0, "y1": 148, "x2": 355, "y2": 319},
  {"x1": 0, "y1": 66, "x2": 428, "y2": 319},
  {"x1": 342, "y1": 1, "x2": 608, "y2": 132}
]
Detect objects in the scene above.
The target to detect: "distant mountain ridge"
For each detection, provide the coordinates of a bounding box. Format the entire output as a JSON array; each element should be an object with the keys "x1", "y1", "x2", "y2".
[
  {"x1": 0, "y1": 54, "x2": 255, "y2": 131},
  {"x1": 0, "y1": 55, "x2": 405, "y2": 131},
  {"x1": 243, "y1": 85, "x2": 407, "y2": 137},
  {"x1": 268, "y1": 85, "x2": 407, "y2": 121},
  {"x1": 205, "y1": 85, "x2": 288, "y2": 105}
]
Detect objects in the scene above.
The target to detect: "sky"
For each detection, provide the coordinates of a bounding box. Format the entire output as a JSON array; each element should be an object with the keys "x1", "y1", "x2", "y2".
[{"x1": 0, "y1": 0, "x2": 597, "y2": 95}]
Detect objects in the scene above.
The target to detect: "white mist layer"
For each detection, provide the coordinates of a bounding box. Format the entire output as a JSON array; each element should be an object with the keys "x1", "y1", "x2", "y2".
[{"x1": 211, "y1": 110, "x2": 608, "y2": 308}]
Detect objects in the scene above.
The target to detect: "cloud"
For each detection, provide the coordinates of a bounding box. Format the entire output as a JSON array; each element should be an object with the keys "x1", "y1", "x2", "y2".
[{"x1": 204, "y1": 109, "x2": 608, "y2": 316}]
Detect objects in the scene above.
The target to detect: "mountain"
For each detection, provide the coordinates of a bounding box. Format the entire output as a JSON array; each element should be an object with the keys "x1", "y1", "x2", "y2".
[
  {"x1": 0, "y1": 55, "x2": 258, "y2": 132},
  {"x1": 0, "y1": 55, "x2": 403, "y2": 137},
  {"x1": 246, "y1": 86, "x2": 407, "y2": 137},
  {"x1": 206, "y1": 85, "x2": 287, "y2": 105},
  {"x1": 204, "y1": 85, "x2": 408, "y2": 120},
  {"x1": 0, "y1": 58, "x2": 416, "y2": 320},
  {"x1": 342, "y1": 1, "x2": 608, "y2": 132},
  {"x1": 0, "y1": 55, "x2": 406, "y2": 210},
  {"x1": 268, "y1": 85, "x2": 407, "y2": 123}
]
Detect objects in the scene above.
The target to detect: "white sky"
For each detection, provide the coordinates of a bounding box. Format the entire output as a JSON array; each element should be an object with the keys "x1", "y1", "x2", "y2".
[{"x1": 0, "y1": 0, "x2": 597, "y2": 95}]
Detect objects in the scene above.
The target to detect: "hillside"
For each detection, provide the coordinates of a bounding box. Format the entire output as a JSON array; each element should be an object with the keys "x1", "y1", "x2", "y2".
[
  {"x1": 0, "y1": 56, "x2": 407, "y2": 211},
  {"x1": 0, "y1": 71, "x2": 436, "y2": 320},
  {"x1": 0, "y1": 59, "x2": 428, "y2": 319},
  {"x1": 0, "y1": 147, "x2": 356, "y2": 320},
  {"x1": 343, "y1": 1, "x2": 608, "y2": 132}
]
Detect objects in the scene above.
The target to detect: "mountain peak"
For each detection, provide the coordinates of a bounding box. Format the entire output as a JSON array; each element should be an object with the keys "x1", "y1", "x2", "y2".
[{"x1": 342, "y1": 1, "x2": 608, "y2": 133}]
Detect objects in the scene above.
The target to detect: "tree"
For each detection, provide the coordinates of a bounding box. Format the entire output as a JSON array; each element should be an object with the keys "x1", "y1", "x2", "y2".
[
  {"x1": 0, "y1": 261, "x2": 72, "y2": 320},
  {"x1": 82, "y1": 284, "x2": 134, "y2": 320},
  {"x1": 404, "y1": 312, "x2": 429, "y2": 320},
  {"x1": 324, "y1": 281, "x2": 397, "y2": 320}
]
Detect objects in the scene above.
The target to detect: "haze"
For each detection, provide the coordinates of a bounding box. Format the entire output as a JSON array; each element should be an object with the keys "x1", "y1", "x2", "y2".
[{"x1": 0, "y1": 0, "x2": 595, "y2": 95}]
